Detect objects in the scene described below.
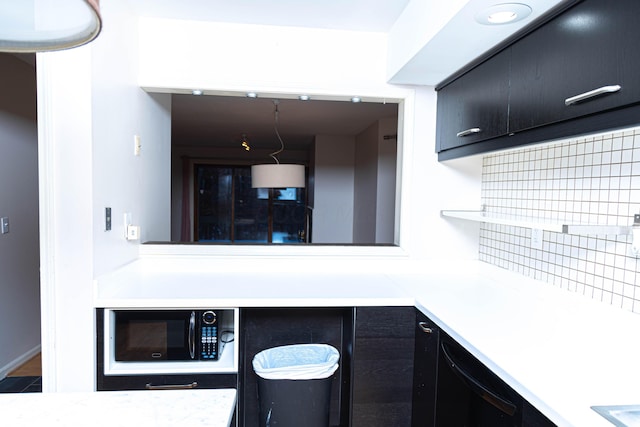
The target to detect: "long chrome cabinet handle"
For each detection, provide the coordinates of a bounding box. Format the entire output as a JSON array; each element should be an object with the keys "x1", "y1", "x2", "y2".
[
  {"x1": 565, "y1": 85, "x2": 621, "y2": 106},
  {"x1": 456, "y1": 127, "x2": 481, "y2": 137},
  {"x1": 146, "y1": 382, "x2": 198, "y2": 390}
]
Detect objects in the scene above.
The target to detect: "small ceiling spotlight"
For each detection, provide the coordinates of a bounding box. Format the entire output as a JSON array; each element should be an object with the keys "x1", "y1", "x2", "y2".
[
  {"x1": 192, "y1": 89, "x2": 203, "y2": 96},
  {"x1": 246, "y1": 92, "x2": 258, "y2": 98},
  {"x1": 351, "y1": 96, "x2": 362, "y2": 103},
  {"x1": 299, "y1": 95, "x2": 311, "y2": 101},
  {"x1": 475, "y1": 3, "x2": 532, "y2": 25}
]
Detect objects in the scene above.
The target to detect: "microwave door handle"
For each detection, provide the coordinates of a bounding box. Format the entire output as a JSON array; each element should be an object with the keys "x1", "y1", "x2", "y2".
[
  {"x1": 189, "y1": 311, "x2": 196, "y2": 359},
  {"x1": 440, "y1": 342, "x2": 517, "y2": 416}
]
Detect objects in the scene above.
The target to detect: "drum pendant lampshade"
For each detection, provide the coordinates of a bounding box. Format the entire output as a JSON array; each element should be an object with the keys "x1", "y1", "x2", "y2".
[
  {"x1": 0, "y1": 0, "x2": 102, "y2": 52},
  {"x1": 251, "y1": 164, "x2": 305, "y2": 189},
  {"x1": 251, "y1": 100, "x2": 305, "y2": 188}
]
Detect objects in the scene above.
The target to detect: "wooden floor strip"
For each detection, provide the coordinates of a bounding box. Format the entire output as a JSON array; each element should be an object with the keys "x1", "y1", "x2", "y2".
[{"x1": 8, "y1": 353, "x2": 42, "y2": 377}]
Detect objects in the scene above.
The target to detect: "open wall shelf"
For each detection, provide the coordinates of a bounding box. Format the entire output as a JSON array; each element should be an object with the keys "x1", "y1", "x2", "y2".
[{"x1": 441, "y1": 210, "x2": 634, "y2": 236}]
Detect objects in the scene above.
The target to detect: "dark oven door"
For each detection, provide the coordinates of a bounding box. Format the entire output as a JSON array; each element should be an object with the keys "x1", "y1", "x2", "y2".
[
  {"x1": 435, "y1": 333, "x2": 522, "y2": 426},
  {"x1": 114, "y1": 310, "x2": 195, "y2": 361}
]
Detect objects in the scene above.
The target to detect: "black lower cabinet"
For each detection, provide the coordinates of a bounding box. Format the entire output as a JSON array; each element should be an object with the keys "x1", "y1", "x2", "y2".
[
  {"x1": 433, "y1": 331, "x2": 557, "y2": 427},
  {"x1": 351, "y1": 306, "x2": 416, "y2": 427},
  {"x1": 522, "y1": 402, "x2": 557, "y2": 427},
  {"x1": 239, "y1": 307, "x2": 353, "y2": 427}
]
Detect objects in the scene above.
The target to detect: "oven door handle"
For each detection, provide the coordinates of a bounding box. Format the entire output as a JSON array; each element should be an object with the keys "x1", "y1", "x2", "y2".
[
  {"x1": 440, "y1": 342, "x2": 517, "y2": 416},
  {"x1": 189, "y1": 311, "x2": 196, "y2": 359}
]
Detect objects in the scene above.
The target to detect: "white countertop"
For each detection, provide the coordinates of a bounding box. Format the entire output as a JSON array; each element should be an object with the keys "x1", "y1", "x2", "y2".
[
  {"x1": 0, "y1": 389, "x2": 236, "y2": 427},
  {"x1": 94, "y1": 257, "x2": 640, "y2": 427}
]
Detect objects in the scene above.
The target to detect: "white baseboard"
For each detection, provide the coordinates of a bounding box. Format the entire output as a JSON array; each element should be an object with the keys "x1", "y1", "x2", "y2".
[{"x1": 0, "y1": 345, "x2": 41, "y2": 381}]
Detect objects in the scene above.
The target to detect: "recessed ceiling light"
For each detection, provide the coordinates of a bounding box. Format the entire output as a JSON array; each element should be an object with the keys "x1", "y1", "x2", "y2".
[
  {"x1": 192, "y1": 89, "x2": 203, "y2": 96},
  {"x1": 351, "y1": 96, "x2": 362, "y2": 103},
  {"x1": 246, "y1": 92, "x2": 258, "y2": 98},
  {"x1": 299, "y1": 95, "x2": 311, "y2": 101},
  {"x1": 475, "y1": 3, "x2": 532, "y2": 25}
]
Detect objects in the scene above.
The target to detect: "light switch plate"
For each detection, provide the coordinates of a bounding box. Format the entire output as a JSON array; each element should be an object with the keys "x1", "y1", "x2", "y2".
[
  {"x1": 1, "y1": 217, "x2": 9, "y2": 234},
  {"x1": 105, "y1": 207, "x2": 112, "y2": 231},
  {"x1": 134, "y1": 135, "x2": 141, "y2": 156}
]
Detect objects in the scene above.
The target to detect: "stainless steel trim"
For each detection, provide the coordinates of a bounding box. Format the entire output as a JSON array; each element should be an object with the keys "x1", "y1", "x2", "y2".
[
  {"x1": 564, "y1": 85, "x2": 621, "y2": 106},
  {"x1": 456, "y1": 127, "x2": 481, "y2": 137},
  {"x1": 418, "y1": 321, "x2": 433, "y2": 334},
  {"x1": 145, "y1": 382, "x2": 198, "y2": 390},
  {"x1": 189, "y1": 311, "x2": 196, "y2": 359}
]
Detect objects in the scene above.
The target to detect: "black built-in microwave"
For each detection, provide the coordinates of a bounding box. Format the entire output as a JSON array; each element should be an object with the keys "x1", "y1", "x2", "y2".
[{"x1": 114, "y1": 310, "x2": 221, "y2": 361}]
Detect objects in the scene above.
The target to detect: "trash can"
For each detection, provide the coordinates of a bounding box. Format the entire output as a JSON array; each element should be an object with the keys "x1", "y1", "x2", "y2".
[{"x1": 252, "y1": 343, "x2": 340, "y2": 427}]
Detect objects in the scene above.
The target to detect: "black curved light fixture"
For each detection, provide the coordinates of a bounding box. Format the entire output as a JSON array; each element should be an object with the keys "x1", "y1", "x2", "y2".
[{"x1": 0, "y1": 0, "x2": 102, "y2": 53}]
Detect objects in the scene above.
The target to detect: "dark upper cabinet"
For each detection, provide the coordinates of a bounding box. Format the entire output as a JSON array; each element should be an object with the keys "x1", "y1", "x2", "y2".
[
  {"x1": 509, "y1": 0, "x2": 640, "y2": 133},
  {"x1": 436, "y1": 0, "x2": 640, "y2": 160},
  {"x1": 436, "y1": 48, "x2": 510, "y2": 152}
]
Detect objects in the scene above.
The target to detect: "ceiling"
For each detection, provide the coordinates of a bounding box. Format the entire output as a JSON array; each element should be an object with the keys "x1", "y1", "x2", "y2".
[
  {"x1": 131, "y1": 0, "x2": 410, "y2": 32},
  {"x1": 171, "y1": 94, "x2": 398, "y2": 150}
]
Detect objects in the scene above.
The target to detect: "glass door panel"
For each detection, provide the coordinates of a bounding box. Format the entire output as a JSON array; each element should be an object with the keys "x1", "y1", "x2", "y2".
[
  {"x1": 194, "y1": 165, "x2": 306, "y2": 243},
  {"x1": 233, "y1": 169, "x2": 268, "y2": 243},
  {"x1": 195, "y1": 165, "x2": 232, "y2": 242},
  {"x1": 272, "y1": 188, "x2": 306, "y2": 243}
]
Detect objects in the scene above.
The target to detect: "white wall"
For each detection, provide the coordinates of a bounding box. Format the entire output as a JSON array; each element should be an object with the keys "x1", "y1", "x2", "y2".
[
  {"x1": 353, "y1": 122, "x2": 379, "y2": 243},
  {"x1": 312, "y1": 135, "x2": 355, "y2": 243},
  {"x1": 38, "y1": 8, "x2": 483, "y2": 391},
  {"x1": 376, "y1": 117, "x2": 398, "y2": 244},
  {"x1": 0, "y1": 54, "x2": 41, "y2": 379},
  {"x1": 387, "y1": 0, "x2": 469, "y2": 80},
  {"x1": 91, "y1": 4, "x2": 171, "y2": 274},
  {"x1": 352, "y1": 117, "x2": 398, "y2": 244},
  {"x1": 37, "y1": 0, "x2": 171, "y2": 391}
]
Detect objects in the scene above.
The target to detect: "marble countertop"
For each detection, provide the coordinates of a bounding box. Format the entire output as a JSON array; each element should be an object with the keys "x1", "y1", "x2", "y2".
[
  {"x1": 0, "y1": 389, "x2": 236, "y2": 427},
  {"x1": 93, "y1": 256, "x2": 640, "y2": 427}
]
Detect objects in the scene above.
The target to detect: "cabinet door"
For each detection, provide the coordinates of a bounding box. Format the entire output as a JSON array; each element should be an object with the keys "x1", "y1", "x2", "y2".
[
  {"x1": 510, "y1": 0, "x2": 640, "y2": 132},
  {"x1": 436, "y1": 48, "x2": 510, "y2": 152},
  {"x1": 411, "y1": 310, "x2": 439, "y2": 427},
  {"x1": 352, "y1": 306, "x2": 415, "y2": 427}
]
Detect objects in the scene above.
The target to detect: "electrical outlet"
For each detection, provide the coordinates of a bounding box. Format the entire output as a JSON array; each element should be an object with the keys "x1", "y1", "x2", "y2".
[
  {"x1": 126, "y1": 225, "x2": 140, "y2": 240},
  {"x1": 531, "y1": 228, "x2": 543, "y2": 250},
  {"x1": 124, "y1": 212, "x2": 132, "y2": 238}
]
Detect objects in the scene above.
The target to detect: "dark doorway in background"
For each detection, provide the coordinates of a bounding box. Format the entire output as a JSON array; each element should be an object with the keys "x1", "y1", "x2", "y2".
[{"x1": 194, "y1": 164, "x2": 307, "y2": 243}]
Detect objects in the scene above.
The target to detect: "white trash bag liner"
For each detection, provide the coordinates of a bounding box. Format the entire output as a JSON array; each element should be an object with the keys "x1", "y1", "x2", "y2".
[{"x1": 253, "y1": 344, "x2": 339, "y2": 380}]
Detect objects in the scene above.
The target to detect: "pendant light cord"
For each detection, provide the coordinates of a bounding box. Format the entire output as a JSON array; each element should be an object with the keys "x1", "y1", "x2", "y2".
[{"x1": 270, "y1": 101, "x2": 285, "y2": 164}]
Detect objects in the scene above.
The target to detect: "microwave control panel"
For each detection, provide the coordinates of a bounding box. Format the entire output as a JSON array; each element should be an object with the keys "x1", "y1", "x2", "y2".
[{"x1": 200, "y1": 310, "x2": 219, "y2": 360}]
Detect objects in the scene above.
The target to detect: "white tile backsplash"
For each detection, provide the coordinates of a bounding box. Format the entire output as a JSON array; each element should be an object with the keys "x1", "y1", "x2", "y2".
[{"x1": 480, "y1": 126, "x2": 640, "y2": 314}]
